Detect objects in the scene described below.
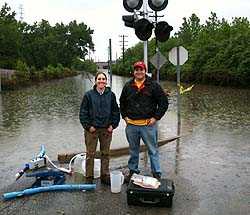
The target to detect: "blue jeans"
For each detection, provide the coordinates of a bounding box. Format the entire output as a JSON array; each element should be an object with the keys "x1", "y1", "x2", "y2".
[{"x1": 125, "y1": 124, "x2": 161, "y2": 175}]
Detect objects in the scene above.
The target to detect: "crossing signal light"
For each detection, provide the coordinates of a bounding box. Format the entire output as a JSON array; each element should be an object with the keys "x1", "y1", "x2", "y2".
[
  {"x1": 134, "y1": 18, "x2": 154, "y2": 41},
  {"x1": 148, "y1": 0, "x2": 168, "y2": 11},
  {"x1": 122, "y1": 0, "x2": 172, "y2": 42},
  {"x1": 123, "y1": 0, "x2": 143, "y2": 12},
  {"x1": 122, "y1": 15, "x2": 135, "y2": 28},
  {"x1": 155, "y1": 21, "x2": 173, "y2": 42}
]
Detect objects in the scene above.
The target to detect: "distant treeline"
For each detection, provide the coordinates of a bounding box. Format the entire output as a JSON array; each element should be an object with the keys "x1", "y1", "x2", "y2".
[
  {"x1": 113, "y1": 12, "x2": 250, "y2": 87},
  {"x1": 0, "y1": 3, "x2": 97, "y2": 89}
]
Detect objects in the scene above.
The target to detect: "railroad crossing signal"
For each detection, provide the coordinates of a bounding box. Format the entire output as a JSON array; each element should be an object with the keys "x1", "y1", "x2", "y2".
[
  {"x1": 122, "y1": 0, "x2": 172, "y2": 41},
  {"x1": 123, "y1": 0, "x2": 143, "y2": 13},
  {"x1": 155, "y1": 21, "x2": 173, "y2": 42}
]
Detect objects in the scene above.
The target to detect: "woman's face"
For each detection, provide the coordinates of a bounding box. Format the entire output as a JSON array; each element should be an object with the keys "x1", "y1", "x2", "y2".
[{"x1": 95, "y1": 73, "x2": 107, "y2": 90}]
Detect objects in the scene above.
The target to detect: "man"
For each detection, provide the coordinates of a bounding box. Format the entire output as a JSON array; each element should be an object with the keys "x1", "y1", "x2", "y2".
[{"x1": 120, "y1": 61, "x2": 168, "y2": 182}]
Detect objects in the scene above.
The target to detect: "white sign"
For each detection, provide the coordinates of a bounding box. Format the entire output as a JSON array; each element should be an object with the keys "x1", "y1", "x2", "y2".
[
  {"x1": 169, "y1": 46, "x2": 188, "y2": 66},
  {"x1": 150, "y1": 51, "x2": 167, "y2": 69}
]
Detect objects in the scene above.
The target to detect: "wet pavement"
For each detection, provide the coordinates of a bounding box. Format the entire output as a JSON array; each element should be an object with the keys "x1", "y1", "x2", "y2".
[
  {"x1": 0, "y1": 148, "x2": 200, "y2": 215},
  {"x1": 1, "y1": 136, "x2": 249, "y2": 215},
  {"x1": 0, "y1": 73, "x2": 250, "y2": 214}
]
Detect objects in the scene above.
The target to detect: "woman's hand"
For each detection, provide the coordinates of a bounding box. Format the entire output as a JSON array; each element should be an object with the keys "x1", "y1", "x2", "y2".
[
  {"x1": 107, "y1": 125, "x2": 113, "y2": 133},
  {"x1": 89, "y1": 126, "x2": 96, "y2": 133}
]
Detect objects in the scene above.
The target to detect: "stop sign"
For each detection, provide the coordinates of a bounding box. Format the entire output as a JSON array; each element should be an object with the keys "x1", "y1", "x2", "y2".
[{"x1": 169, "y1": 46, "x2": 188, "y2": 66}]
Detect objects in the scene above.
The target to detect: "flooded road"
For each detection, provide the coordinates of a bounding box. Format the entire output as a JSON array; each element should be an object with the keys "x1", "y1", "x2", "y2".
[{"x1": 0, "y1": 72, "x2": 249, "y2": 214}]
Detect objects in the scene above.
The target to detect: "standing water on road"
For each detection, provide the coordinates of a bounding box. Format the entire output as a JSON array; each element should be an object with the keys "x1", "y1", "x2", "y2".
[{"x1": 0, "y1": 72, "x2": 249, "y2": 214}]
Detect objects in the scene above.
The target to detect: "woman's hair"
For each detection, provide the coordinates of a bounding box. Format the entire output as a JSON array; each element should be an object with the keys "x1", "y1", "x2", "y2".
[{"x1": 95, "y1": 71, "x2": 107, "y2": 81}]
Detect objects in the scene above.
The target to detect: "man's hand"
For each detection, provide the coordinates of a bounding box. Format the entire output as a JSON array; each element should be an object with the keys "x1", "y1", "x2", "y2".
[
  {"x1": 148, "y1": 117, "x2": 157, "y2": 126},
  {"x1": 89, "y1": 126, "x2": 96, "y2": 133}
]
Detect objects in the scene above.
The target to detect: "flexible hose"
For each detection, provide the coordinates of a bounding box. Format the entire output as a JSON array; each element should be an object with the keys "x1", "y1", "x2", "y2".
[
  {"x1": 44, "y1": 153, "x2": 86, "y2": 174},
  {"x1": 3, "y1": 184, "x2": 96, "y2": 200}
]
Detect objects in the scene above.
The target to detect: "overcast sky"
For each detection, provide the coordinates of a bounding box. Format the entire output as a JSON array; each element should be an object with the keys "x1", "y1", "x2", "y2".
[{"x1": 1, "y1": 0, "x2": 250, "y2": 62}]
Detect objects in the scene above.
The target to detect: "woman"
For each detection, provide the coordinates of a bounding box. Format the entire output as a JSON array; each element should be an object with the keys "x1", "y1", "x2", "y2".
[{"x1": 79, "y1": 71, "x2": 120, "y2": 184}]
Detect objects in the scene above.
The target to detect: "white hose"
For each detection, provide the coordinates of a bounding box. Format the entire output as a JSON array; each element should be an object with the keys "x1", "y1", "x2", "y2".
[{"x1": 44, "y1": 153, "x2": 86, "y2": 174}]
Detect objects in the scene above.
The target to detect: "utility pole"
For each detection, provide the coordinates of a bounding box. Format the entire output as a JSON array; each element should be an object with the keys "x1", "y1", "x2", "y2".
[
  {"x1": 119, "y1": 35, "x2": 128, "y2": 66},
  {"x1": 143, "y1": 0, "x2": 148, "y2": 70},
  {"x1": 108, "y1": 39, "x2": 112, "y2": 89},
  {"x1": 19, "y1": 4, "x2": 24, "y2": 21},
  {"x1": 88, "y1": 45, "x2": 91, "y2": 60},
  {"x1": 150, "y1": 11, "x2": 164, "y2": 82}
]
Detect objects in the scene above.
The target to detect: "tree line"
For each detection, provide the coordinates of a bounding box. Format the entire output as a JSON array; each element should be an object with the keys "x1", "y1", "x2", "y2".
[
  {"x1": 1, "y1": 3, "x2": 249, "y2": 88},
  {"x1": 113, "y1": 12, "x2": 250, "y2": 87},
  {"x1": 0, "y1": 3, "x2": 97, "y2": 89}
]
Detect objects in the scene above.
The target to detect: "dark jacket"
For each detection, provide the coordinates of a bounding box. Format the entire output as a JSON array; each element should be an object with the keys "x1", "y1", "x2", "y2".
[
  {"x1": 119, "y1": 76, "x2": 168, "y2": 120},
  {"x1": 79, "y1": 86, "x2": 120, "y2": 131}
]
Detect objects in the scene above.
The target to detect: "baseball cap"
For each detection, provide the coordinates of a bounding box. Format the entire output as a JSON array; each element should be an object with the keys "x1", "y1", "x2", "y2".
[{"x1": 133, "y1": 61, "x2": 146, "y2": 70}]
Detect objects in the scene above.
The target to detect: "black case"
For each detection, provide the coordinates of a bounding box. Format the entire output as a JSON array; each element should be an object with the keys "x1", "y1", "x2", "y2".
[{"x1": 126, "y1": 178, "x2": 175, "y2": 207}]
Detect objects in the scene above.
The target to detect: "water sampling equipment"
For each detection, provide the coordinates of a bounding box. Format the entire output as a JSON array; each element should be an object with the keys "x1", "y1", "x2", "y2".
[
  {"x1": 15, "y1": 145, "x2": 72, "y2": 181},
  {"x1": 15, "y1": 145, "x2": 101, "y2": 182},
  {"x1": 26, "y1": 169, "x2": 66, "y2": 187},
  {"x1": 4, "y1": 145, "x2": 97, "y2": 200},
  {"x1": 127, "y1": 177, "x2": 175, "y2": 207},
  {"x1": 15, "y1": 145, "x2": 46, "y2": 180},
  {"x1": 74, "y1": 153, "x2": 100, "y2": 179}
]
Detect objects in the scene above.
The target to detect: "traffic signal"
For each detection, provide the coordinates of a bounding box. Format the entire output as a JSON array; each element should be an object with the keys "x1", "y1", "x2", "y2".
[
  {"x1": 155, "y1": 21, "x2": 173, "y2": 42},
  {"x1": 148, "y1": 0, "x2": 168, "y2": 11},
  {"x1": 122, "y1": 0, "x2": 173, "y2": 42},
  {"x1": 122, "y1": 15, "x2": 136, "y2": 28},
  {"x1": 123, "y1": 0, "x2": 143, "y2": 12},
  {"x1": 134, "y1": 18, "x2": 154, "y2": 41}
]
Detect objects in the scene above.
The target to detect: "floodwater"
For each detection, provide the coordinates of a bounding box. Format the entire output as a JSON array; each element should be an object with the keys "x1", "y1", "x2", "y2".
[{"x1": 0, "y1": 72, "x2": 249, "y2": 214}]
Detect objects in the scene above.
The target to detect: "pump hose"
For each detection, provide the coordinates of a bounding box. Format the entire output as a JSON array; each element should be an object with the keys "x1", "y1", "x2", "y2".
[{"x1": 3, "y1": 184, "x2": 96, "y2": 200}]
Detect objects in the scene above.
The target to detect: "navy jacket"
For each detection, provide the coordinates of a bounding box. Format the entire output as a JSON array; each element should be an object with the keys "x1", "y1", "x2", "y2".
[
  {"x1": 119, "y1": 76, "x2": 168, "y2": 120},
  {"x1": 79, "y1": 86, "x2": 120, "y2": 131}
]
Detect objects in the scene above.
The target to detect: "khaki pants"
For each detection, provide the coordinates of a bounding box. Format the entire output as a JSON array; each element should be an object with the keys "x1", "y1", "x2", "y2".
[{"x1": 84, "y1": 128, "x2": 112, "y2": 178}]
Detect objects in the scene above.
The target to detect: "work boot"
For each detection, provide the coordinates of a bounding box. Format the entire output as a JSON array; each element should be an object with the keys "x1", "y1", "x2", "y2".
[
  {"x1": 101, "y1": 175, "x2": 111, "y2": 186},
  {"x1": 152, "y1": 172, "x2": 161, "y2": 181}
]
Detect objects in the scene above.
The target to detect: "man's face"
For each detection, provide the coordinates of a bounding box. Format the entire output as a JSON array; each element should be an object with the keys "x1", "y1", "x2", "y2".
[{"x1": 134, "y1": 67, "x2": 146, "y2": 80}]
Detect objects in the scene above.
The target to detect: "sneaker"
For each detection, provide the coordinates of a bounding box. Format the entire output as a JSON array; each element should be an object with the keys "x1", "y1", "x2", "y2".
[
  {"x1": 152, "y1": 173, "x2": 161, "y2": 181},
  {"x1": 101, "y1": 175, "x2": 111, "y2": 185}
]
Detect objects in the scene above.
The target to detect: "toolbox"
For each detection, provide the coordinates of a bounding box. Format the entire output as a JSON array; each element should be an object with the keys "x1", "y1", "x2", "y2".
[{"x1": 126, "y1": 178, "x2": 175, "y2": 207}]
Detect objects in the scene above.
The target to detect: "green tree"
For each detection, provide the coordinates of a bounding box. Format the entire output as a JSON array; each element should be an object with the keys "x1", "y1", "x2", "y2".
[
  {"x1": 0, "y1": 3, "x2": 21, "y2": 69},
  {"x1": 175, "y1": 13, "x2": 202, "y2": 46},
  {"x1": 20, "y1": 19, "x2": 94, "y2": 69},
  {"x1": 114, "y1": 12, "x2": 250, "y2": 87}
]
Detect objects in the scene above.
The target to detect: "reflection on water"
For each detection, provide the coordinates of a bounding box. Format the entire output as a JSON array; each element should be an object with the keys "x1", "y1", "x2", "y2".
[{"x1": 0, "y1": 94, "x2": 2, "y2": 128}]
